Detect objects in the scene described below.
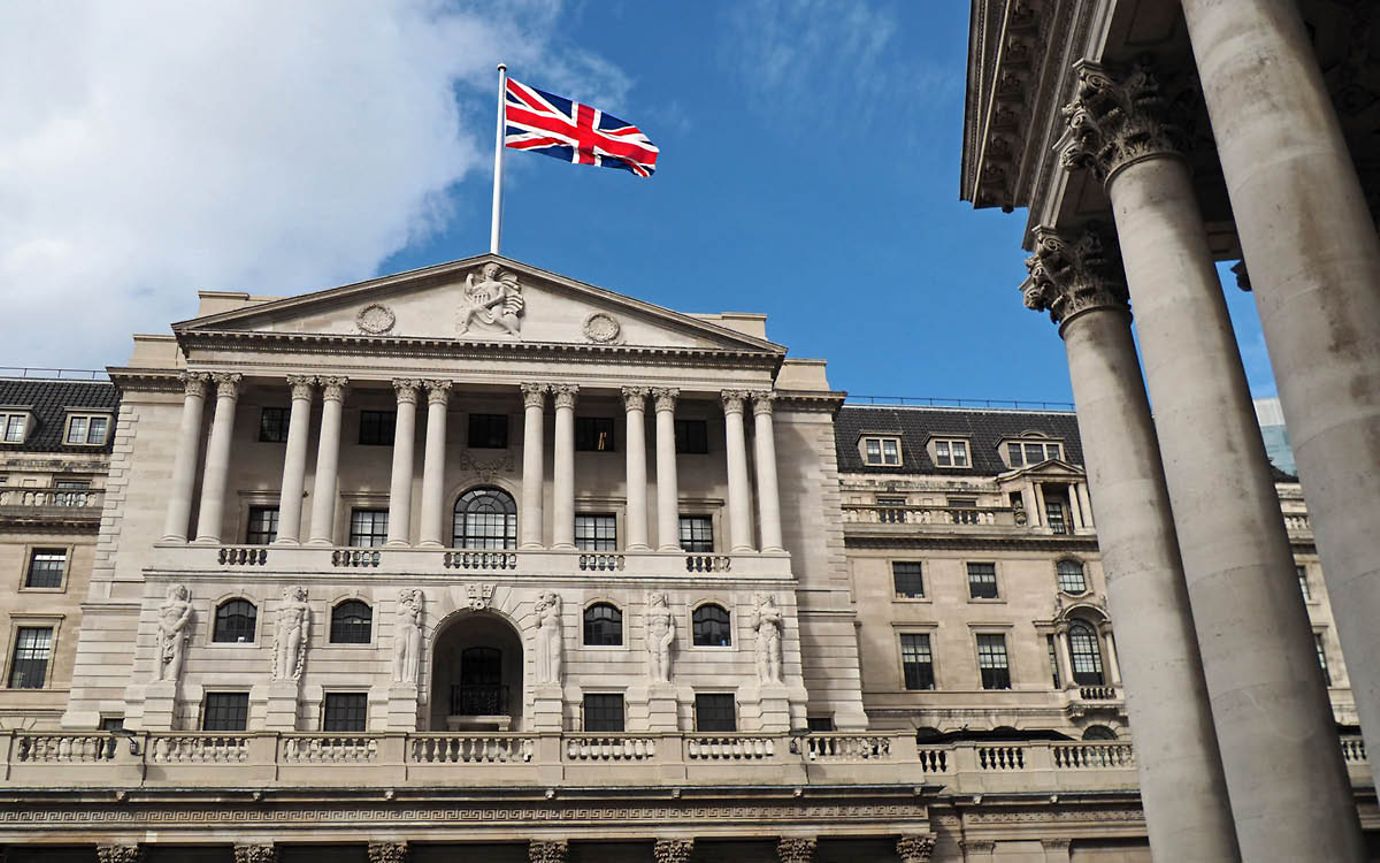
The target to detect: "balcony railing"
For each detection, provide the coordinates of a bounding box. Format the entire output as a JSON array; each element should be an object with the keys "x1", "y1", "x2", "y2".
[
  {"x1": 842, "y1": 504, "x2": 1015, "y2": 528},
  {"x1": 450, "y1": 684, "x2": 510, "y2": 716},
  {"x1": 0, "y1": 485, "x2": 105, "y2": 520}
]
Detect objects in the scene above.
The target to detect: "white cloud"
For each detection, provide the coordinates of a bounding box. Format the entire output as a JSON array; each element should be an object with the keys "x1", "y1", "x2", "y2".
[{"x1": 0, "y1": 0, "x2": 625, "y2": 369}]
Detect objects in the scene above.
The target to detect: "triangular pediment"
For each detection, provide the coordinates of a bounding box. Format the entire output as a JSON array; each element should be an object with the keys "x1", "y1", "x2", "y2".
[
  {"x1": 173, "y1": 254, "x2": 784, "y2": 355},
  {"x1": 999, "y1": 458, "x2": 1085, "y2": 481}
]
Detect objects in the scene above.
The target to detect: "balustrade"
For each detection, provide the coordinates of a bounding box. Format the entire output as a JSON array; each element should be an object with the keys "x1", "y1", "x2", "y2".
[
  {"x1": 1052, "y1": 742, "x2": 1135, "y2": 768},
  {"x1": 332, "y1": 549, "x2": 380, "y2": 568},
  {"x1": 685, "y1": 735, "x2": 776, "y2": 760},
  {"x1": 218, "y1": 546, "x2": 268, "y2": 566},
  {"x1": 443, "y1": 551, "x2": 518, "y2": 570},
  {"x1": 578, "y1": 553, "x2": 625, "y2": 572},
  {"x1": 410, "y1": 734, "x2": 534, "y2": 764},
  {"x1": 801, "y1": 734, "x2": 893, "y2": 761},
  {"x1": 281, "y1": 735, "x2": 378, "y2": 764},
  {"x1": 842, "y1": 504, "x2": 1012, "y2": 528},
  {"x1": 0, "y1": 486, "x2": 105, "y2": 511},
  {"x1": 685, "y1": 555, "x2": 732, "y2": 573},
  {"x1": 148, "y1": 734, "x2": 249, "y2": 763},
  {"x1": 564, "y1": 735, "x2": 657, "y2": 761}
]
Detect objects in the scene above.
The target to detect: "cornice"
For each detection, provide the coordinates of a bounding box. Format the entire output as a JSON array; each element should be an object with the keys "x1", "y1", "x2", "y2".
[
  {"x1": 774, "y1": 390, "x2": 847, "y2": 414},
  {"x1": 106, "y1": 368, "x2": 184, "y2": 394},
  {"x1": 844, "y1": 534, "x2": 1099, "y2": 552}
]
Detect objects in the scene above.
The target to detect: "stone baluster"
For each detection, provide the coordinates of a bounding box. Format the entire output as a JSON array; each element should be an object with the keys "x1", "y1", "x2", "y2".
[
  {"x1": 528, "y1": 840, "x2": 567, "y2": 863},
  {"x1": 162, "y1": 372, "x2": 209, "y2": 542},
  {"x1": 653, "y1": 839, "x2": 694, "y2": 863},
  {"x1": 721, "y1": 390, "x2": 755, "y2": 552},
  {"x1": 417, "y1": 381, "x2": 452, "y2": 547},
  {"x1": 274, "y1": 375, "x2": 315, "y2": 544},
  {"x1": 192, "y1": 372, "x2": 242, "y2": 543},
  {"x1": 550, "y1": 384, "x2": 579, "y2": 549},
  {"x1": 307, "y1": 377, "x2": 348, "y2": 545},
  {"x1": 651, "y1": 388, "x2": 681, "y2": 551},
  {"x1": 777, "y1": 838, "x2": 816, "y2": 863},
  {"x1": 751, "y1": 391, "x2": 784, "y2": 552},
  {"x1": 386, "y1": 379, "x2": 420, "y2": 546},
  {"x1": 519, "y1": 384, "x2": 548, "y2": 549},
  {"x1": 622, "y1": 387, "x2": 651, "y2": 550}
]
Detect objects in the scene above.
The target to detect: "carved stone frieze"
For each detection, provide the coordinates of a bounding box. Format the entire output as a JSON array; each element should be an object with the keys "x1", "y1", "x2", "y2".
[
  {"x1": 458, "y1": 451, "x2": 514, "y2": 482},
  {"x1": 653, "y1": 838, "x2": 694, "y2": 863},
  {"x1": 459, "y1": 263, "x2": 525, "y2": 337},
  {"x1": 234, "y1": 845, "x2": 278, "y2": 863},
  {"x1": 896, "y1": 834, "x2": 936, "y2": 863},
  {"x1": 777, "y1": 837, "x2": 817, "y2": 863},
  {"x1": 367, "y1": 841, "x2": 408, "y2": 863},
  {"x1": 1023, "y1": 225, "x2": 1130, "y2": 331},
  {"x1": 528, "y1": 840, "x2": 568, "y2": 863},
  {"x1": 97, "y1": 845, "x2": 143, "y2": 863},
  {"x1": 1058, "y1": 61, "x2": 1186, "y2": 183},
  {"x1": 466, "y1": 582, "x2": 495, "y2": 611}
]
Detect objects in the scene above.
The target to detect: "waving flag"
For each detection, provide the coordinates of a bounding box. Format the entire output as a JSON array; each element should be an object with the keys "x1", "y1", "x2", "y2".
[{"x1": 503, "y1": 78, "x2": 660, "y2": 178}]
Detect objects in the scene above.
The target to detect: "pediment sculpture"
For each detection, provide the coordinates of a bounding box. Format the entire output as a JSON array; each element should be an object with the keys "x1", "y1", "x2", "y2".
[{"x1": 458, "y1": 263, "x2": 525, "y2": 338}]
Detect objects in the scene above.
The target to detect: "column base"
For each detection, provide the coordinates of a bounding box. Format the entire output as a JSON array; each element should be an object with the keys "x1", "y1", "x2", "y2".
[
  {"x1": 271, "y1": 537, "x2": 301, "y2": 546},
  {"x1": 731, "y1": 544, "x2": 755, "y2": 553},
  {"x1": 552, "y1": 542, "x2": 576, "y2": 551},
  {"x1": 417, "y1": 539, "x2": 444, "y2": 549},
  {"x1": 521, "y1": 541, "x2": 546, "y2": 550},
  {"x1": 306, "y1": 537, "x2": 334, "y2": 547},
  {"x1": 190, "y1": 536, "x2": 220, "y2": 545},
  {"x1": 626, "y1": 543, "x2": 651, "y2": 551},
  {"x1": 384, "y1": 539, "x2": 411, "y2": 548},
  {"x1": 159, "y1": 534, "x2": 189, "y2": 544},
  {"x1": 658, "y1": 544, "x2": 681, "y2": 552}
]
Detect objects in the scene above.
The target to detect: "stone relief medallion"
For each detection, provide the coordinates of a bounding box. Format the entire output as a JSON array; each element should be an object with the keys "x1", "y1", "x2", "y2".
[
  {"x1": 582, "y1": 311, "x2": 622, "y2": 344},
  {"x1": 355, "y1": 303, "x2": 397, "y2": 335}
]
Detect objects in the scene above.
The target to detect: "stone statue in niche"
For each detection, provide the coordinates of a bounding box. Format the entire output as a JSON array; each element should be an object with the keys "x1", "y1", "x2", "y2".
[
  {"x1": 393, "y1": 589, "x2": 424, "y2": 685},
  {"x1": 646, "y1": 592, "x2": 676, "y2": 684},
  {"x1": 458, "y1": 263, "x2": 524, "y2": 337},
  {"x1": 534, "y1": 591, "x2": 564, "y2": 684},
  {"x1": 752, "y1": 593, "x2": 784, "y2": 684},
  {"x1": 272, "y1": 586, "x2": 311, "y2": 681},
  {"x1": 155, "y1": 584, "x2": 193, "y2": 682}
]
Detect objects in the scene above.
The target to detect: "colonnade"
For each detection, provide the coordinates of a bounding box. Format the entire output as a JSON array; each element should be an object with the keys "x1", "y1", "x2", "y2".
[{"x1": 160, "y1": 375, "x2": 784, "y2": 554}]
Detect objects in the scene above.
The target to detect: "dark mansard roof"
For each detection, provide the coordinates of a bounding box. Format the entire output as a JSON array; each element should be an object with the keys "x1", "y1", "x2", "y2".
[{"x1": 0, "y1": 376, "x2": 119, "y2": 454}]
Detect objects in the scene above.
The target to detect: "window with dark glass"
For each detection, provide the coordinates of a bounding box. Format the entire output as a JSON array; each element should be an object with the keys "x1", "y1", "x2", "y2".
[
  {"x1": 806, "y1": 716, "x2": 835, "y2": 732},
  {"x1": 694, "y1": 693, "x2": 736, "y2": 732},
  {"x1": 692, "y1": 604, "x2": 731, "y2": 647},
  {"x1": 452, "y1": 488, "x2": 517, "y2": 549},
  {"x1": 967, "y1": 562, "x2": 999, "y2": 599},
  {"x1": 900, "y1": 633, "x2": 935, "y2": 690},
  {"x1": 99, "y1": 716, "x2": 125, "y2": 731},
  {"x1": 934, "y1": 439, "x2": 969, "y2": 467},
  {"x1": 1316, "y1": 633, "x2": 1332, "y2": 686},
  {"x1": 358, "y1": 410, "x2": 396, "y2": 445},
  {"x1": 202, "y1": 692, "x2": 249, "y2": 731},
  {"x1": 1008, "y1": 440, "x2": 1063, "y2": 467},
  {"x1": 892, "y1": 561, "x2": 924, "y2": 598},
  {"x1": 583, "y1": 603, "x2": 623, "y2": 646},
  {"x1": 1067, "y1": 621, "x2": 1105, "y2": 686},
  {"x1": 575, "y1": 514, "x2": 617, "y2": 551},
  {"x1": 468, "y1": 413, "x2": 509, "y2": 449},
  {"x1": 213, "y1": 599, "x2": 257, "y2": 643},
  {"x1": 349, "y1": 509, "x2": 389, "y2": 547},
  {"x1": 862, "y1": 436, "x2": 901, "y2": 466},
  {"x1": 330, "y1": 600, "x2": 372, "y2": 644},
  {"x1": 1056, "y1": 559, "x2": 1087, "y2": 594},
  {"x1": 977, "y1": 634, "x2": 1011, "y2": 690},
  {"x1": 65, "y1": 414, "x2": 110, "y2": 445},
  {"x1": 1297, "y1": 565, "x2": 1312, "y2": 601},
  {"x1": 575, "y1": 417, "x2": 616, "y2": 452},
  {"x1": 674, "y1": 419, "x2": 709, "y2": 454},
  {"x1": 876, "y1": 495, "x2": 906, "y2": 523},
  {"x1": 323, "y1": 692, "x2": 368, "y2": 732},
  {"x1": 8, "y1": 626, "x2": 52, "y2": 688},
  {"x1": 583, "y1": 693, "x2": 625, "y2": 732},
  {"x1": 1083, "y1": 725, "x2": 1117, "y2": 741},
  {"x1": 679, "y1": 515, "x2": 714, "y2": 552},
  {"x1": 245, "y1": 506, "x2": 279, "y2": 545},
  {"x1": 25, "y1": 548, "x2": 67, "y2": 588},
  {"x1": 258, "y1": 407, "x2": 290, "y2": 443},
  {"x1": 1, "y1": 413, "x2": 29, "y2": 443},
  {"x1": 1047, "y1": 635, "x2": 1061, "y2": 688}
]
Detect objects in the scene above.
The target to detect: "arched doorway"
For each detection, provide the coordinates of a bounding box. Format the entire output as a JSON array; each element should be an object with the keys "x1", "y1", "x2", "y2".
[{"x1": 429, "y1": 612, "x2": 524, "y2": 731}]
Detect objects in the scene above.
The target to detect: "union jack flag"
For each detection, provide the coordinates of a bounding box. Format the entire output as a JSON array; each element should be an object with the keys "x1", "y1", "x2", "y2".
[{"x1": 504, "y1": 78, "x2": 660, "y2": 178}]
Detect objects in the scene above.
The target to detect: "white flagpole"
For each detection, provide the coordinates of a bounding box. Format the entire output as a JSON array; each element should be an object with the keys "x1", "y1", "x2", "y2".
[{"x1": 489, "y1": 62, "x2": 508, "y2": 255}]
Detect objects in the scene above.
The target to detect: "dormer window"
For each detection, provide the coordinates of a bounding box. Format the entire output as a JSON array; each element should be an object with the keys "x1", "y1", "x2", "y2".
[
  {"x1": 63, "y1": 413, "x2": 111, "y2": 446},
  {"x1": 862, "y1": 436, "x2": 902, "y2": 467},
  {"x1": 0, "y1": 411, "x2": 31, "y2": 444},
  {"x1": 932, "y1": 438, "x2": 970, "y2": 468},
  {"x1": 1005, "y1": 438, "x2": 1064, "y2": 467}
]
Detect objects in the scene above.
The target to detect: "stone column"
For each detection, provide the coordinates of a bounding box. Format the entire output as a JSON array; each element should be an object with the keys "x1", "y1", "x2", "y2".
[
  {"x1": 653, "y1": 839, "x2": 694, "y2": 863},
  {"x1": 1075, "y1": 482, "x2": 1094, "y2": 528},
  {"x1": 528, "y1": 840, "x2": 567, "y2": 863},
  {"x1": 777, "y1": 838, "x2": 816, "y2": 863},
  {"x1": 307, "y1": 377, "x2": 348, "y2": 545},
  {"x1": 1099, "y1": 624, "x2": 1122, "y2": 687},
  {"x1": 192, "y1": 372, "x2": 241, "y2": 543},
  {"x1": 721, "y1": 390, "x2": 754, "y2": 552},
  {"x1": 386, "y1": 379, "x2": 420, "y2": 546},
  {"x1": 233, "y1": 845, "x2": 277, "y2": 863},
  {"x1": 97, "y1": 845, "x2": 143, "y2": 863},
  {"x1": 1052, "y1": 622, "x2": 1075, "y2": 690},
  {"x1": 551, "y1": 384, "x2": 579, "y2": 549},
  {"x1": 367, "y1": 842, "x2": 408, "y2": 863},
  {"x1": 652, "y1": 388, "x2": 681, "y2": 551},
  {"x1": 162, "y1": 372, "x2": 209, "y2": 542},
  {"x1": 896, "y1": 835, "x2": 935, "y2": 863},
  {"x1": 1024, "y1": 225, "x2": 1239, "y2": 862},
  {"x1": 417, "y1": 380, "x2": 452, "y2": 547},
  {"x1": 274, "y1": 375, "x2": 315, "y2": 544},
  {"x1": 1060, "y1": 62, "x2": 1363, "y2": 861},
  {"x1": 751, "y1": 391, "x2": 785, "y2": 552},
  {"x1": 1182, "y1": 0, "x2": 1380, "y2": 797},
  {"x1": 519, "y1": 384, "x2": 548, "y2": 549},
  {"x1": 622, "y1": 387, "x2": 651, "y2": 550}
]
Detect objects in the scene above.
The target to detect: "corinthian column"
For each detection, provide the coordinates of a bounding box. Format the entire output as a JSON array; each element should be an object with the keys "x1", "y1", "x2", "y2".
[
  {"x1": 519, "y1": 384, "x2": 547, "y2": 549},
  {"x1": 651, "y1": 388, "x2": 681, "y2": 551},
  {"x1": 1024, "y1": 226, "x2": 1239, "y2": 862},
  {"x1": 550, "y1": 384, "x2": 579, "y2": 549},
  {"x1": 162, "y1": 372, "x2": 209, "y2": 542},
  {"x1": 386, "y1": 379, "x2": 420, "y2": 546},
  {"x1": 1060, "y1": 62, "x2": 1362, "y2": 861},
  {"x1": 622, "y1": 387, "x2": 650, "y2": 550},
  {"x1": 307, "y1": 377, "x2": 347, "y2": 545},
  {"x1": 417, "y1": 380, "x2": 452, "y2": 547},
  {"x1": 193, "y1": 372, "x2": 241, "y2": 543},
  {"x1": 721, "y1": 390, "x2": 754, "y2": 552},
  {"x1": 751, "y1": 392, "x2": 784, "y2": 552},
  {"x1": 274, "y1": 375, "x2": 315, "y2": 544}
]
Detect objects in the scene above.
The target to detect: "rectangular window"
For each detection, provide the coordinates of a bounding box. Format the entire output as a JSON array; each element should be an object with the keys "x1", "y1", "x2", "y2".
[
  {"x1": 1, "y1": 413, "x2": 28, "y2": 443},
  {"x1": 1316, "y1": 633, "x2": 1332, "y2": 686},
  {"x1": 806, "y1": 716, "x2": 835, "y2": 732},
  {"x1": 1047, "y1": 635, "x2": 1061, "y2": 688},
  {"x1": 892, "y1": 561, "x2": 924, "y2": 598},
  {"x1": 967, "y1": 562, "x2": 999, "y2": 599},
  {"x1": 25, "y1": 549, "x2": 67, "y2": 588},
  {"x1": 358, "y1": 410, "x2": 396, "y2": 445},
  {"x1": 694, "y1": 693, "x2": 737, "y2": 732},
  {"x1": 876, "y1": 495, "x2": 906, "y2": 523},
  {"x1": 202, "y1": 692, "x2": 250, "y2": 731},
  {"x1": 679, "y1": 515, "x2": 714, "y2": 552},
  {"x1": 574, "y1": 514, "x2": 617, "y2": 551},
  {"x1": 583, "y1": 693, "x2": 626, "y2": 732},
  {"x1": 1297, "y1": 565, "x2": 1312, "y2": 601},
  {"x1": 862, "y1": 436, "x2": 901, "y2": 466},
  {"x1": 934, "y1": 439, "x2": 970, "y2": 467},
  {"x1": 977, "y1": 634, "x2": 1011, "y2": 690},
  {"x1": 259, "y1": 407, "x2": 290, "y2": 443},
  {"x1": 323, "y1": 692, "x2": 368, "y2": 732},
  {"x1": 8, "y1": 626, "x2": 53, "y2": 689},
  {"x1": 675, "y1": 419, "x2": 709, "y2": 454},
  {"x1": 468, "y1": 413, "x2": 509, "y2": 449},
  {"x1": 575, "y1": 417, "x2": 616, "y2": 452},
  {"x1": 99, "y1": 716, "x2": 125, "y2": 731},
  {"x1": 349, "y1": 509, "x2": 389, "y2": 547},
  {"x1": 245, "y1": 506, "x2": 279, "y2": 545},
  {"x1": 53, "y1": 479, "x2": 90, "y2": 507},
  {"x1": 900, "y1": 633, "x2": 935, "y2": 690},
  {"x1": 64, "y1": 414, "x2": 110, "y2": 446}
]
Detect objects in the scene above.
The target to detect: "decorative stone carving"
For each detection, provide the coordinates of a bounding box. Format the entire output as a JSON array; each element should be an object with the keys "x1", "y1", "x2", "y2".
[
  {"x1": 393, "y1": 588, "x2": 424, "y2": 685},
  {"x1": 582, "y1": 311, "x2": 622, "y2": 344},
  {"x1": 180, "y1": 371, "x2": 210, "y2": 397},
  {"x1": 273, "y1": 585, "x2": 311, "y2": 681},
  {"x1": 1023, "y1": 225, "x2": 1130, "y2": 331},
  {"x1": 646, "y1": 592, "x2": 676, "y2": 683},
  {"x1": 234, "y1": 845, "x2": 277, "y2": 863},
  {"x1": 750, "y1": 391, "x2": 776, "y2": 416},
  {"x1": 1058, "y1": 61, "x2": 1185, "y2": 183},
  {"x1": 776, "y1": 837, "x2": 816, "y2": 863},
  {"x1": 97, "y1": 844, "x2": 143, "y2": 863},
  {"x1": 424, "y1": 380, "x2": 452, "y2": 404},
  {"x1": 752, "y1": 593, "x2": 784, "y2": 684},
  {"x1": 211, "y1": 372, "x2": 243, "y2": 397},
  {"x1": 466, "y1": 583, "x2": 495, "y2": 611},
  {"x1": 651, "y1": 387, "x2": 679, "y2": 413},
  {"x1": 897, "y1": 834, "x2": 936, "y2": 863},
  {"x1": 356, "y1": 303, "x2": 397, "y2": 335},
  {"x1": 367, "y1": 841, "x2": 408, "y2": 863},
  {"x1": 392, "y1": 379, "x2": 420, "y2": 405},
  {"x1": 459, "y1": 262, "x2": 525, "y2": 337},
  {"x1": 653, "y1": 838, "x2": 694, "y2": 863},
  {"x1": 621, "y1": 386, "x2": 649, "y2": 411},
  {"x1": 521, "y1": 382, "x2": 549, "y2": 409},
  {"x1": 528, "y1": 840, "x2": 568, "y2": 863},
  {"x1": 458, "y1": 451, "x2": 514, "y2": 483},
  {"x1": 534, "y1": 591, "x2": 564, "y2": 685},
  {"x1": 551, "y1": 383, "x2": 579, "y2": 410},
  {"x1": 720, "y1": 390, "x2": 748, "y2": 414},
  {"x1": 319, "y1": 376, "x2": 349, "y2": 402},
  {"x1": 154, "y1": 584, "x2": 193, "y2": 682},
  {"x1": 286, "y1": 374, "x2": 315, "y2": 400}
]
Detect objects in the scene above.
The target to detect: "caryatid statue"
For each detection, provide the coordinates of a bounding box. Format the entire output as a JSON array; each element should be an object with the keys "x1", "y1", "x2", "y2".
[
  {"x1": 393, "y1": 588, "x2": 424, "y2": 685},
  {"x1": 535, "y1": 591, "x2": 565, "y2": 685},
  {"x1": 272, "y1": 586, "x2": 311, "y2": 681},
  {"x1": 646, "y1": 592, "x2": 675, "y2": 684},
  {"x1": 752, "y1": 593, "x2": 784, "y2": 684},
  {"x1": 155, "y1": 584, "x2": 193, "y2": 682}
]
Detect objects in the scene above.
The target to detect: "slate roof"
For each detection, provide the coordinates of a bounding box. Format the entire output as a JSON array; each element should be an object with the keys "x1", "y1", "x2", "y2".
[
  {"x1": 835, "y1": 404, "x2": 1085, "y2": 476},
  {"x1": 0, "y1": 377, "x2": 119, "y2": 454}
]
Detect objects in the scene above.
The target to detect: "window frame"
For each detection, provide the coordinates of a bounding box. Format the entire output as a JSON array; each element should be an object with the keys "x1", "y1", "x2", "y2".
[
  {"x1": 62, "y1": 413, "x2": 112, "y2": 447},
  {"x1": 1056, "y1": 558, "x2": 1088, "y2": 595},
  {"x1": 6, "y1": 624, "x2": 56, "y2": 690},
  {"x1": 322, "y1": 691, "x2": 369, "y2": 732},
  {"x1": 211, "y1": 598, "x2": 258, "y2": 644},
  {"x1": 357, "y1": 410, "x2": 397, "y2": 446},
  {"x1": 0, "y1": 411, "x2": 32, "y2": 445},
  {"x1": 891, "y1": 561, "x2": 925, "y2": 600},
  {"x1": 966, "y1": 561, "x2": 1000, "y2": 600},
  {"x1": 575, "y1": 416, "x2": 617, "y2": 452},
  {"x1": 1296, "y1": 564, "x2": 1314, "y2": 603},
  {"x1": 245, "y1": 505, "x2": 280, "y2": 546},
  {"x1": 693, "y1": 692, "x2": 737, "y2": 732},
  {"x1": 861, "y1": 435, "x2": 902, "y2": 467},
  {"x1": 258, "y1": 407, "x2": 290, "y2": 443},
  {"x1": 201, "y1": 691, "x2": 250, "y2": 732},
  {"x1": 931, "y1": 438, "x2": 971, "y2": 468},
  {"x1": 1067, "y1": 620, "x2": 1106, "y2": 686},
  {"x1": 975, "y1": 632, "x2": 1012, "y2": 691},
  {"x1": 582, "y1": 692, "x2": 626, "y2": 732},
  {"x1": 674, "y1": 418, "x2": 710, "y2": 455},
  {"x1": 22, "y1": 546, "x2": 70, "y2": 591},
  {"x1": 900, "y1": 632, "x2": 936, "y2": 691},
  {"x1": 467, "y1": 413, "x2": 510, "y2": 449},
  {"x1": 1315, "y1": 630, "x2": 1333, "y2": 687},
  {"x1": 582, "y1": 602, "x2": 624, "y2": 647},
  {"x1": 349, "y1": 508, "x2": 390, "y2": 548},
  {"x1": 691, "y1": 603, "x2": 732, "y2": 648},
  {"x1": 678, "y1": 514, "x2": 714, "y2": 553},
  {"x1": 574, "y1": 513, "x2": 618, "y2": 552},
  {"x1": 329, "y1": 600, "x2": 373, "y2": 645},
  {"x1": 1005, "y1": 438, "x2": 1064, "y2": 468},
  {"x1": 452, "y1": 487, "x2": 518, "y2": 549}
]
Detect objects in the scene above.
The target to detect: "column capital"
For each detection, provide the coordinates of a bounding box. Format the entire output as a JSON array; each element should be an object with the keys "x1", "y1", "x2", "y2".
[
  {"x1": 777, "y1": 837, "x2": 817, "y2": 863},
  {"x1": 750, "y1": 391, "x2": 777, "y2": 415},
  {"x1": 211, "y1": 372, "x2": 243, "y2": 398},
  {"x1": 180, "y1": 371, "x2": 211, "y2": 397},
  {"x1": 521, "y1": 382, "x2": 549, "y2": 408},
  {"x1": 97, "y1": 845, "x2": 144, "y2": 863},
  {"x1": 392, "y1": 378, "x2": 421, "y2": 404},
  {"x1": 423, "y1": 380, "x2": 452, "y2": 404},
  {"x1": 721, "y1": 389, "x2": 749, "y2": 413},
  {"x1": 528, "y1": 840, "x2": 568, "y2": 863},
  {"x1": 319, "y1": 376, "x2": 349, "y2": 402},
  {"x1": 286, "y1": 374, "x2": 315, "y2": 400},
  {"x1": 653, "y1": 838, "x2": 694, "y2": 863},
  {"x1": 551, "y1": 383, "x2": 579, "y2": 410},
  {"x1": 1058, "y1": 60, "x2": 1186, "y2": 184},
  {"x1": 367, "y1": 841, "x2": 408, "y2": 863},
  {"x1": 621, "y1": 386, "x2": 650, "y2": 411},
  {"x1": 1024, "y1": 225, "x2": 1130, "y2": 332},
  {"x1": 651, "y1": 387, "x2": 680, "y2": 413},
  {"x1": 897, "y1": 835, "x2": 936, "y2": 863},
  {"x1": 233, "y1": 845, "x2": 278, "y2": 863}
]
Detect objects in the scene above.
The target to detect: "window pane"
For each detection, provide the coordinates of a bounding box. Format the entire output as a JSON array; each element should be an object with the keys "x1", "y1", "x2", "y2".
[
  {"x1": 901, "y1": 633, "x2": 934, "y2": 690},
  {"x1": 25, "y1": 549, "x2": 67, "y2": 588},
  {"x1": 468, "y1": 414, "x2": 509, "y2": 449},
  {"x1": 892, "y1": 562, "x2": 924, "y2": 598},
  {"x1": 202, "y1": 693, "x2": 249, "y2": 731},
  {"x1": 951, "y1": 441, "x2": 969, "y2": 467},
  {"x1": 583, "y1": 603, "x2": 623, "y2": 646},
  {"x1": 882, "y1": 439, "x2": 900, "y2": 465},
  {"x1": 583, "y1": 693, "x2": 625, "y2": 732},
  {"x1": 692, "y1": 605, "x2": 731, "y2": 647},
  {"x1": 967, "y1": 562, "x2": 999, "y2": 599},
  {"x1": 452, "y1": 488, "x2": 517, "y2": 549},
  {"x1": 1316, "y1": 633, "x2": 1332, "y2": 686},
  {"x1": 4, "y1": 415, "x2": 26, "y2": 442},
  {"x1": 1057, "y1": 560, "x2": 1087, "y2": 593},
  {"x1": 864, "y1": 438, "x2": 881, "y2": 464},
  {"x1": 679, "y1": 516, "x2": 714, "y2": 552},
  {"x1": 1068, "y1": 622, "x2": 1105, "y2": 686},
  {"x1": 330, "y1": 601, "x2": 372, "y2": 644},
  {"x1": 245, "y1": 506, "x2": 279, "y2": 545},
  {"x1": 259, "y1": 408, "x2": 290, "y2": 443},
  {"x1": 935, "y1": 441, "x2": 950, "y2": 465},
  {"x1": 358, "y1": 410, "x2": 397, "y2": 445},
  {"x1": 1008, "y1": 442, "x2": 1023, "y2": 466},
  {"x1": 977, "y1": 634, "x2": 1011, "y2": 690},
  {"x1": 350, "y1": 509, "x2": 389, "y2": 547},
  {"x1": 675, "y1": 419, "x2": 709, "y2": 454},
  {"x1": 1025, "y1": 443, "x2": 1045, "y2": 463},
  {"x1": 575, "y1": 514, "x2": 617, "y2": 551},
  {"x1": 323, "y1": 693, "x2": 368, "y2": 732},
  {"x1": 8, "y1": 627, "x2": 52, "y2": 688},
  {"x1": 1297, "y1": 565, "x2": 1311, "y2": 601},
  {"x1": 575, "y1": 417, "x2": 616, "y2": 452},
  {"x1": 66, "y1": 417, "x2": 88, "y2": 444},
  {"x1": 1047, "y1": 635, "x2": 1061, "y2": 688},
  {"x1": 87, "y1": 416, "x2": 109, "y2": 444},
  {"x1": 694, "y1": 693, "x2": 736, "y2": 732},
  {"x1": 213, "y1": 600, "x2": 257, "y2": 643}
]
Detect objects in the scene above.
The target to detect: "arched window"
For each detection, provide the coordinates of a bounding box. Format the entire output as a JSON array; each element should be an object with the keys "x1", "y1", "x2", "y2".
[
  {"x1": 583, "y1": 603, "x2": 623, "y2": 646},
  {"x1": 1056, "y1": 559, "x2": 1088, "y2": 594},
  {"x1": 1082, "y1": 724, "x2": 1117, "y2": 741},
  {"x1": 330, "y1": 600, "x2": 372, "y2": 644},
  {"x1": 1067, "y1": 620, "x2": 1105, "y2": 686},
  {"x1": 213, "y1": 599, "x2": 257, "y2": 643},
  {"x1": 692, "y1": 604, "x2": 731, "y2": 647},
  {"x1": 452, "y1": 487, "x2": 517, "y2": 549}
]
